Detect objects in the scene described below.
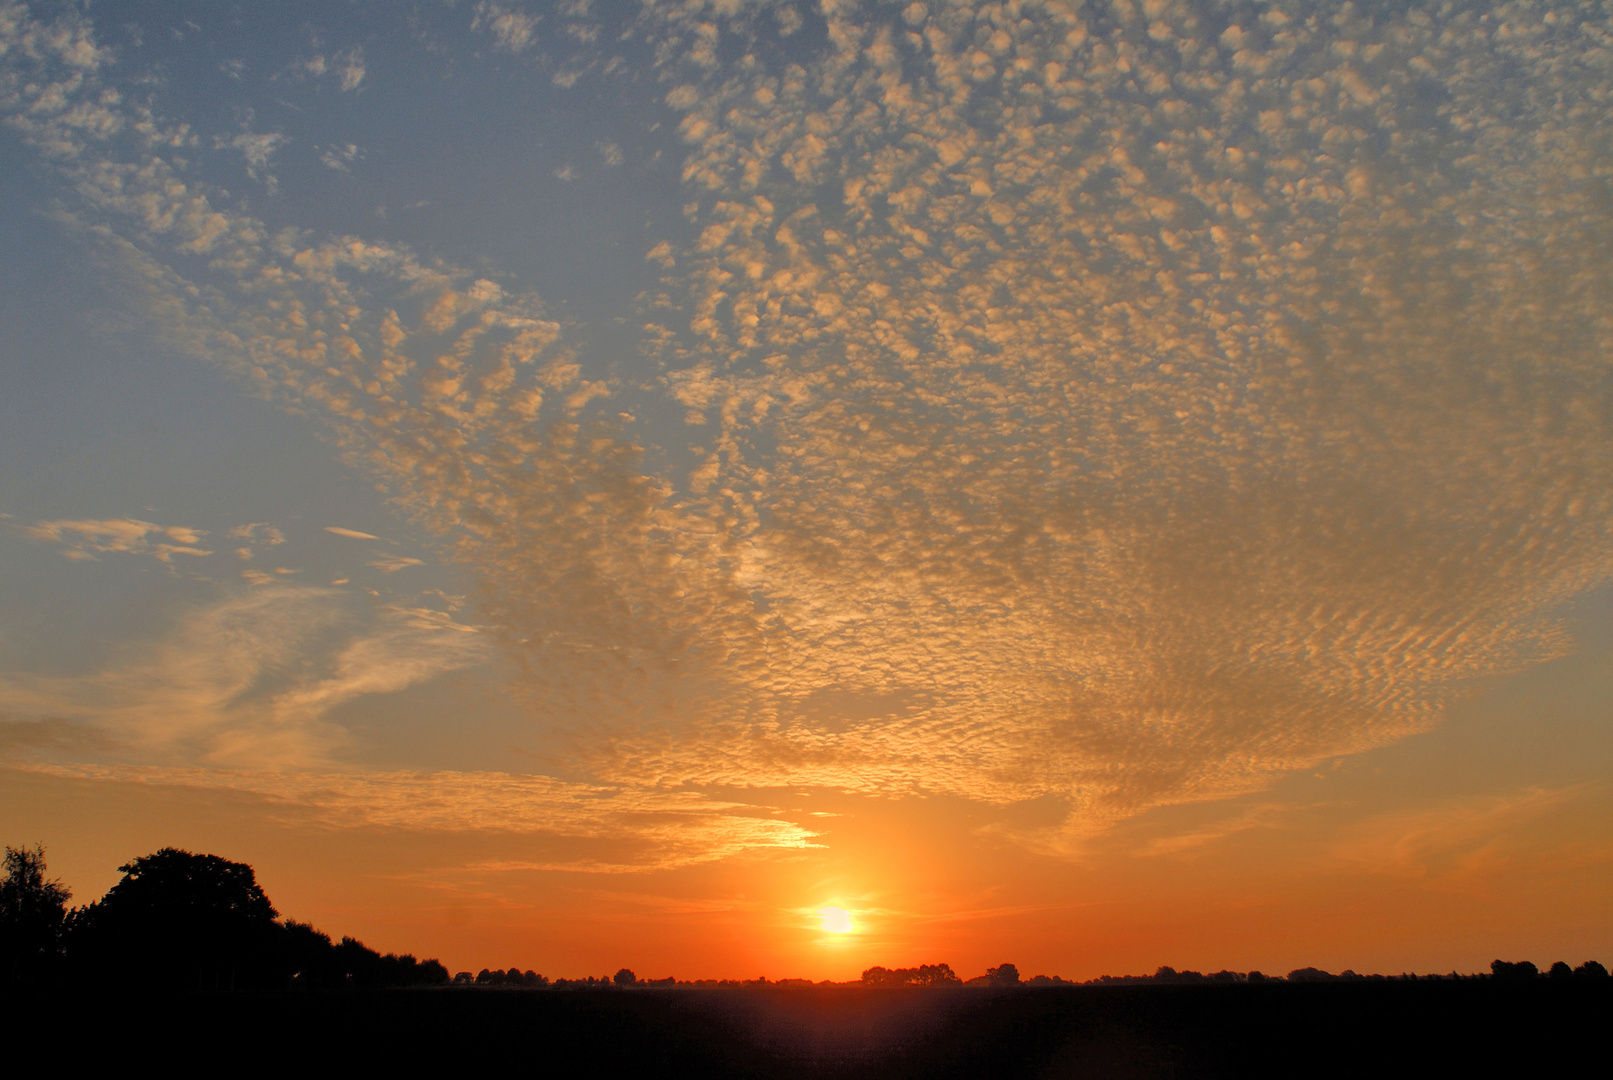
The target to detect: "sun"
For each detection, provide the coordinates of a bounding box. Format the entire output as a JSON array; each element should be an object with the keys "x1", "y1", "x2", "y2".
[{"x1": 817, "y1": 906, "x2": 855, "y2": 934}]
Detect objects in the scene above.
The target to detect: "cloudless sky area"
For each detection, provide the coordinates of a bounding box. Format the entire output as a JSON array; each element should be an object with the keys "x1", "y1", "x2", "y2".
[{"x1": 2, "y1": 0, "x2": 1610, "y2": 980}]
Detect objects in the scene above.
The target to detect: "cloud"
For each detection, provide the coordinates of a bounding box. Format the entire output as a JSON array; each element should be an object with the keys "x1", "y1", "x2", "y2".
[
  {"x1": 229, "y1": 523, "x2": 285, "y2": 545},
  {"x1": 319, "y1": 142, "x2": 362, "y2": 172},
  {"x1": 217, "y1": 130, "x2": 286, "y2": 189},
  {"x1": 12, "y1": 762, "x2": 820, "y2": 872},
  {"x1": 25, "y1": 518, "x2": 212, "y2": 563},
  {"x1": 5, "y1": 0, "x2": 1611, "y2": 851},
  {"x1": 324, "y1": 526, "x2": 382, "y2": 541},
  {"x1": 1333, "y1": 786, "x2": 1599, "y2": 881},
  {"x1": 337, "y1": 47, "x2": 364, "y2": 92},
  {"x1": 0, "y1": 587, "x2": 490, "y2": 767},
  {"x1": 472, "y1": 2, "x2": 540, "y2": 53},
  {"x1": 369, "y1": 554, "x2": 423, "y2": 573}
]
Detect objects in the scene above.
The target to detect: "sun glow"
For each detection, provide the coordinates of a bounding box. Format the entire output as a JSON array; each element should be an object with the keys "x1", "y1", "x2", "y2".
[{"x1": 818, "y1": 907, "x2": 855, "y2": 934}]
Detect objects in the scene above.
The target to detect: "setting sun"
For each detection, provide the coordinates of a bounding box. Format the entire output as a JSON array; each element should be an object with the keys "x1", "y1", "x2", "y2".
[{"x1": 818, "y1": 908, "x2": 855, "y2": 934}]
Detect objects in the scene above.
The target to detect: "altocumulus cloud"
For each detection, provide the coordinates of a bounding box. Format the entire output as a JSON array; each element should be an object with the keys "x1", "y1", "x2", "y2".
[
  {"x1": 26, "y1": 518, "x2": 212, "y2": 564},
  {"x1": 3, "y1": 0, "x2": 1610, "y2": 848}
]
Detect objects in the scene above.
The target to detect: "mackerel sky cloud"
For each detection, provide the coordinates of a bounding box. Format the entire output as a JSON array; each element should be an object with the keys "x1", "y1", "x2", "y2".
[{"x1": 2, "y1": 0, "x2": 1609, "y2": 977}]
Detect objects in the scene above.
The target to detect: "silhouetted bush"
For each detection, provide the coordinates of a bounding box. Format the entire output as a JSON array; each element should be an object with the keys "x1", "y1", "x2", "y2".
[{"x1": 1573, "y1": 961, "x2": 1608, "y2": 979}]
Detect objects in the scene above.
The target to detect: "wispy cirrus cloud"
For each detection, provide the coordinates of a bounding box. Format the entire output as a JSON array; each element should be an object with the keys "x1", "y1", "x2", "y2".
[
  {"x1": 1332, "y1": 785, "x2": 1605, "y2": 882},
  {"x1": 0, "y1": 587, "x2": 488, "y2": 766},
  {"x1": 10, "y1": 761, "x2": 820, "y2": 872}
]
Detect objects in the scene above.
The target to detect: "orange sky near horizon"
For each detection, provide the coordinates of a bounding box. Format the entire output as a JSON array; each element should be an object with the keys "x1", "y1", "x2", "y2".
[{"x1": 8, "y1": 626, "x2": 1610, "y2": 979}]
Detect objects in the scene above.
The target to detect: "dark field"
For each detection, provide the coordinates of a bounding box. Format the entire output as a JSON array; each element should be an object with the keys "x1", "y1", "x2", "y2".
[{"x1": 19, "y1": 981, "x2": 1609, "y2": 1076}]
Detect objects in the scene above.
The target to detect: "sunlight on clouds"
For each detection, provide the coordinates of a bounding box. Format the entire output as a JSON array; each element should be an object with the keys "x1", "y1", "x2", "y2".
[
  {"x1": 12, "y1": 762, "x2": 821, "y2": 873},
  {"x1": 1332, "y1": 784, "x2": 1603, "y2": 882},
  {"x1": 325, "y1": 526, "x2": 383, "y2": 541},
  {"x1": 0, "y1": 587, "x2": 489, "y2": 766},
  {"x1": 3, "y1": 0, "x2": 1611, "y2": 850},
  {"x1": 628, "y1": 0, "x2": 1613, "y2": 834},
  {"x1": 26, "y1": 517, "x2": 212, "y2": 563}
]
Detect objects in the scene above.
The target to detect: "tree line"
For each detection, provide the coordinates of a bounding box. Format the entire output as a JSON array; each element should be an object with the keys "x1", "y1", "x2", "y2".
[
  {"x1": 7, "y1": 843, "x2": 1607, "y2": 991},
  {"x1": 1, "y1": 844, "x2": 447, "y2": 990}
]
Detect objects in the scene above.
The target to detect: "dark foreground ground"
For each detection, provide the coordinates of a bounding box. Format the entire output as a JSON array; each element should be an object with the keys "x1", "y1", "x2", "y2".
[{"x1": 15, "y1": 980, "x2": 1608, "y2": 1076}]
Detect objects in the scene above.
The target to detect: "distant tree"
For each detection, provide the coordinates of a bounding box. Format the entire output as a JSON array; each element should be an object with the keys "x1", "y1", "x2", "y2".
[
  {"x1": 614, "y1": 967, "x2": 637, "y2": 987},
  {"x1": 1490, "y1": 960, "x2": 1539, "y2": 981},
  {"x1": 1286, "y1": 967, "x2": 1337, "y2": 983},
  {"x1": 70, "y1": 848, "x2": 280, "y2": 990},
  {"x1": 1548, "y1": 961, "x2": 1574, "y2": 980},
  {"x1": 1246, "y1": 971, "x2": 1268, "y2": 983},
  {"x1": 1, "y1": 844, "x2": 72, "y2": 984},
  {"x1": 986, "y1": 963, "x2": 1020, "y2": 986},
  {"x1": 1572, "y1": 961, "x2": 1608, "y2": 979},
  {"x1": 912, "y1": 963, "x2": 960, "y2": 986},
  {"x1": 861, "y1": 963, "x2": 961, "y2": 987}
]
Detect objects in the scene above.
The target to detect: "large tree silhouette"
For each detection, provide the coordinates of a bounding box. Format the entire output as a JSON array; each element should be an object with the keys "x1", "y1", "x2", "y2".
[{"x1": 71, "y1": 847, "x2": 281, "y2": 990}]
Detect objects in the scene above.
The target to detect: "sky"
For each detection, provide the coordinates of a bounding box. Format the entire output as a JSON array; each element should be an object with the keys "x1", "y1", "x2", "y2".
[{"x1": 1, "y1": 0, "x2": 1610, "y2": 981}]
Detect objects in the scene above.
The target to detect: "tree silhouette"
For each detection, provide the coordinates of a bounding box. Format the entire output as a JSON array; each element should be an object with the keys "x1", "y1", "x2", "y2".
[
  {"x1": 614, "y1": 968, "x2": 637, "y2": 987},
  {"x1": 986, "y1": 963, "x2": 1021, "y2": 987},
  {"x1": 0, "y1": 844, "x2": 72, "y2": 984},
  {"x1": 861, "y1": 963, "x2": 962, "y2": 987},
  {"x1": 1490, "y1": 960, "x2": 1539, "y2": 981},
  {"x1": 1286, "y1": 968, "x2": 1338, "y2": 983},
  {"x1": 70, "y1": 847, "x2": 281, "y2": 990}
]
